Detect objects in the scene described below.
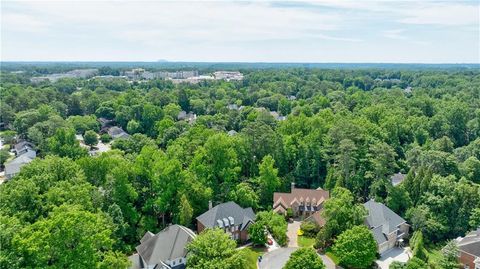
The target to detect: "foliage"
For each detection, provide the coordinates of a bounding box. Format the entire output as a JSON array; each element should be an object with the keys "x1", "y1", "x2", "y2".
[
  {"x1": 332, "y1": 225, "x2": 377, "y2": 269},
  {"x1": 83, "y1": 130, "x2": 98, "y2": 147},
  {"x1": 256, "y1": 211, "x2": 288, "y2": 246},
  {"x1": 186, "y1": 228, "x2": 248, "y2": 269},
  {"x1": 283, "y1": 248, "x2": 325, "y2": 269},
  {"x1": 300, "y1": 221, "x2": 320, "y2": 237},
  {"x1": 12, "y1": 205, "x2": 124, "y2": 268},
  {"x1": 248, "y1": 221, "x2": 267, "y2": 246}
]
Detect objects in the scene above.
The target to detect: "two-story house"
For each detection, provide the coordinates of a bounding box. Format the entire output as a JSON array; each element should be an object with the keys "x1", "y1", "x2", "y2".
[
  {"x1": 128, "y1": 224, "x2": 196, "y2": 269},
  {"x1": 456, "y1": 228, "x2": 480, "y2": 269},
  {"x1": 364, "y1": 200, "x2": 409, "y2": 254},
  {"x1": 273, "y1": 183, "x2": 329, "y2": 223},
  {"x1": 196, "y1": 201, "x2": 256, "y2": 242}
]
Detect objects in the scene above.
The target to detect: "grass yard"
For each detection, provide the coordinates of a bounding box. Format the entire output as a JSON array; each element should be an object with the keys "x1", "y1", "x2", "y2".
[
  {"x1": 241, "y1": 246, "x2": 266, "y2": 269},
  {"x1": 297, "y1": 236, "x2": 315, "y2": 248},
  {"x1": 426, "y1": 245, "x2": 443, "y2": 265},
  {"x1": 325, "y1": 248, "x2": 341, "y2": 265}
]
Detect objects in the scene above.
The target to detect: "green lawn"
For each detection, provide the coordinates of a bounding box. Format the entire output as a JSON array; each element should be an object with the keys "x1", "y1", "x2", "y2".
[
  {"x1": 241, "y1": 246, "x2": 265, "y2": 269},
  {"x1": 325, "y1": 249, "x2": 340, "y2": 265},
  {"x1": 426, "y1": 245, "x2": 443, "y2": 265},
  {"x1": 298, "y1": 236, "x2": 315, "y2": 248}
]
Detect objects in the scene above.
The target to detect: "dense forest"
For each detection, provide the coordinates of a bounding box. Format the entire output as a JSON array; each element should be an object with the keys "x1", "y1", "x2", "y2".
[{"x1": 1, "y1": 66, "x2": 479, "y2": 268}]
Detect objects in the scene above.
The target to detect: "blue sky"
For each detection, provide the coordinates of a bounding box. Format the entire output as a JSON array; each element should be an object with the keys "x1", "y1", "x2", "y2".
[{"x1": 1, "y1": 0, "x2": 479, "y2": 63}]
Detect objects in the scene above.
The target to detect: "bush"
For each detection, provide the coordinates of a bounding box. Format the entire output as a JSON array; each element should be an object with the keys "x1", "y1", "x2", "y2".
[
  {"x1": 300, "y1": 221, "x2": 320, "y2": 237},
  {"x1": 256, "y1": 211, "x2": 288, "y2": 246},
  {"x1": 284, "y1": 248, "x2": 325, "y2": 269},
  {"x1": 100, "y1": 134, "x2": 112, "y2": 143}
]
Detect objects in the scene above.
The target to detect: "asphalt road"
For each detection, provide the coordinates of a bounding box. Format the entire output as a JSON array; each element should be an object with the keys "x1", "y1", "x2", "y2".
[{"x1": 258, "y1": 247, "x2": 297, "y2": 269}]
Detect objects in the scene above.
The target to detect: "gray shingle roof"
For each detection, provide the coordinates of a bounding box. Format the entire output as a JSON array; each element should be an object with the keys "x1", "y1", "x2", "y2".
[
  {"x1": 390, "y1": 173, "x2": 406, "y2": 186},
  {"x1": 196, "y1": 201, "x2": 256, "y2": 231},
  {"x1": 457, "y1": 229, "x2": 480, "y2": 257},
  {"x1": 364, "y1": 200, "x2": 406, "y2": 236},
  {"x1": 135, "y1": 225, "x2": 196, "y2": 268},
  {"x1": 5, "y1": 150, "x2": 36, "y2": 178}
]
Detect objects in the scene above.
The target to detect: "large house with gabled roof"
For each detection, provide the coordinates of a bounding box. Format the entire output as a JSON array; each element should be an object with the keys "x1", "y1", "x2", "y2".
[
  {"x1": 196, "y1": 201, "x2": 256, "y2": 242},
  {"x1": 128, "y1": 224, "x2": 196, "y2": 269},
  {"x1": 363, "y1": 200, "x2": 409, "y2": 254}
]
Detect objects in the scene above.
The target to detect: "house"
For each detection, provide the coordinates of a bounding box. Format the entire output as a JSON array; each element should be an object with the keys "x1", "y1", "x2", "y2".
[
  {"x1": 177, "y1": 111, "x2": 197, "y2": 124},
  {"x1": 196, "y1": 201, "x2": 256, "y2": 242},
  {"x1": 5, "y1": 149, "x2": 36, "y2": 179},
  {"x1": 456, "y1": 228, "x2": 480, "y2": 269},
  {"x1": 98, "y1": 117, "x2": 113, "y2": 130},
  {"x1": 269, "y1": 111, "x2": 287, "y2": 121},
  {"x1": 14, "y1": 140, "x2": 35, "y2": 156},
  {"x1": 391, "y1": 173, "x2": 406, "y2": 187},
  {"x1": 363, "y1": 200, "x2": 409, "y2": 254},
  {"x1": 273, "y1": 183, "x2": 329, "y2": 221},
  {"x1": 107, "y1": 126, "x2": 130, "y2": 140},
  {"x1": 227, "y1": 104, "x2": 239, "y2": 110},
  {"x1": 128, "y1": 224, "x2": 196, "y2": 269},
  {"x1": 304, "y1": 211, "x2": 327, "y2": 227}
]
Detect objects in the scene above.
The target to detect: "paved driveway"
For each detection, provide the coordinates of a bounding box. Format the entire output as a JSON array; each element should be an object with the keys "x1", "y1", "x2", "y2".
[
  {"x1": 376, "y1": 247, "x2": 411, "y2": 269},
  {"x1": 259, "y1": 247, "x2": 297, "y2": 269},
  {"x1": 319, "y1": 254, "x2": 336, "y2": 269},
  {"x1": 287, "y1": 221, "x2": 301, "y2": 247}
]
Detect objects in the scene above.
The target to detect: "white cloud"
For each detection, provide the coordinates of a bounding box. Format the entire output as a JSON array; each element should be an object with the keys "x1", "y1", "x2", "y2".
[
  {"x1": 0, "y1": 0, "x2": 478, "y2": 62},
  {"x1": 383, "y1": 29, "x2": 407, "y2": 40},
  {"x1": 398, "y1": 2, "x2": 479, "y2": 26}
]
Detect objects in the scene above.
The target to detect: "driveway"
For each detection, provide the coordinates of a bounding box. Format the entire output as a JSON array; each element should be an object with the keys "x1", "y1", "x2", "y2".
[
  {"x1": 319, "y1": 254, "x2": 336, "y2": 269},
  {"x1": 259, "y1": 247, "x2": 297, "y2": 269},
  {"x1": 376, "y1": 247, "x2": 411, "y2": 269},
  {"x1": 287, "y1": 220, "x2": 301, "y2": 247}
]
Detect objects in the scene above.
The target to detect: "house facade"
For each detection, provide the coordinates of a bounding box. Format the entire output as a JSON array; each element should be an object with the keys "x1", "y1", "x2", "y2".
[
  {"x1": 456, "y1": 229, "x2": 480, "y2": 269},
  {"x1": 196, "y1": 201, "x2": 256, "y2": 242},
  {"x1": 128, "y1": 224, "x2": 196, "y2": 269},
  {"x1": 273, "y1": 183, "x2": 329, "y2": 221},
  {"x1": 363, "y1": 200, "x2": 409, "y2": 254}
]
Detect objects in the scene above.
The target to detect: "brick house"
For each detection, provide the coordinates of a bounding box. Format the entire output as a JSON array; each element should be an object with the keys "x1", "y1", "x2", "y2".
[
  {"x1": 196, "y1": 201, "x2": 256, "y2": 242},
  {"x1": 363, "y1": 200, "x2": 410, "y2": 254},
  {"x1": 273, "y1": 183, "x2": 329, "y2": 222},
  {"x1": 456, "y1": 228, "x2": 480, "y2": 269}
]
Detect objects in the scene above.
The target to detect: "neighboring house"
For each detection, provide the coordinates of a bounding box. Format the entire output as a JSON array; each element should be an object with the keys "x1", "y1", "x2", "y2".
[
  {"x1": 5, "y1": 149, "x2": 36, "y2": 179},
  {"x1": 128, "y1": 224, "x2": 196, "y2": 269},
  {"x1": 269, "y1": 111, "x2": 286, "y2": 121},
  {"x1": 456, "y1": 228, "x2": 480, "y2": 269},
  {"x1": 391, "y1": 172, "x2": 406, "y2": 187},
  {"x1": 14, "y1": 140, "x2": 35, "y2": 156},
  {"x1": 177, "y1": 111, "x2": 197, "y2": 124},
  {"x1": 364, "y1": 200, "x2": 409, "y2": 254},
  {"x1": 273, "y1": 183, "x2": 329, "y2": 222},
  {"x1": 304, "y1": 211, "x2": 326, "y2": 227},
  {"x1": 107, "y1": 126, "x2": 130, "y2": 140},
  {"x1": 227, "y1": 104, "x2": 239, "y2": 110},
  {"x1": 98, "y1": 117, "x2": 113, "y2": 130},
  {"x1": 196, "y1": 201, "x2": 256, "y2": 242}
]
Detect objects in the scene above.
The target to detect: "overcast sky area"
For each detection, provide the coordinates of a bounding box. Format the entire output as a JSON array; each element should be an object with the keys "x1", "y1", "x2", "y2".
[{"x1": 1, "y1": 0, "x2": 479, "y2": 63}]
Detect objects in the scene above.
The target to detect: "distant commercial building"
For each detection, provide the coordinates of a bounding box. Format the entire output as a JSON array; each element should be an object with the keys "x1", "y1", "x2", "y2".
[
  {"x1": 213, "y1": 71, "x2": 244, "y2": 81},
  {"x1": 30, "y1": 69, "x2": 98, "y2": 83}
]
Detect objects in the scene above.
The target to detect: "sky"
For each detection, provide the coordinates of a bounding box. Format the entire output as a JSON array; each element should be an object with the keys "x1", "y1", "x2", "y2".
[{"x1": 1, "y1": 0, "x2": 479, "y2": 63}]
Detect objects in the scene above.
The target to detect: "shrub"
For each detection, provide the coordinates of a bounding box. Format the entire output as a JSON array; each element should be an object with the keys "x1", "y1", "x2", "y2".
[{"x1": 300, "y1": 221, "x2": 320, "y2": 237}]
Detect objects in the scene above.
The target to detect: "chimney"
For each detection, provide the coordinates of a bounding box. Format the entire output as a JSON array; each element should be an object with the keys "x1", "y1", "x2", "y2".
[
  {"x1": 208, "y1": 200, "x2": 213, "y2": 210},
  {"x1": 291, "y1": 182, "x2": 295, "y2": 192}
]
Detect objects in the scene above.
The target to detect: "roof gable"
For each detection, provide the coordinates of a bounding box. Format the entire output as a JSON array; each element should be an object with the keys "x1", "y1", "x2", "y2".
[
  {"x1": 196, "y1": 201, "x2": 256, "y2": 230},
  {"x1": 364, "y1": 200, "x2": 406, "y2": 234},
  {"x1": 136, "y1": 224, "x2": 196, "y2": 266}
]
